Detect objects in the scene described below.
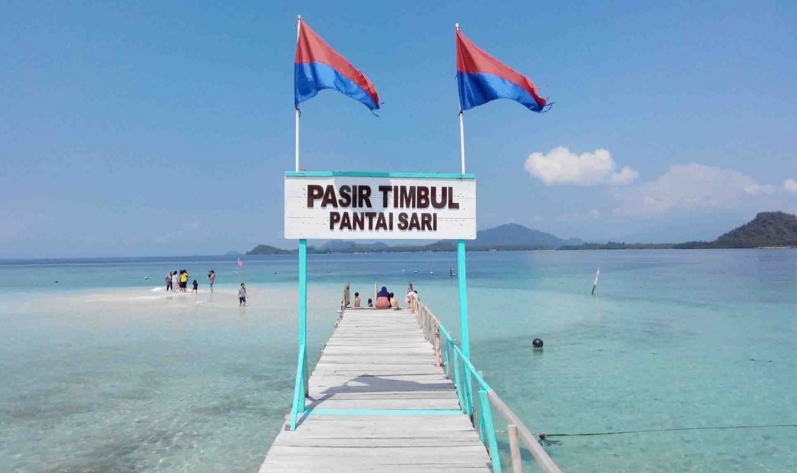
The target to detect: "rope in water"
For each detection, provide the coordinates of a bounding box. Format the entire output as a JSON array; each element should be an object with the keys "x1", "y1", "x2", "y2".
[{"x1": 543, "y1": 423, "x2": 797, "y2": 438}]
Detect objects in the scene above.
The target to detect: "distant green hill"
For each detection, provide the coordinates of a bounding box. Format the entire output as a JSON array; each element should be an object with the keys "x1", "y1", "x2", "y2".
[
  {"x1": 469, "y1": 223, "x2": 583, "y2": 248},
  {"x1": 714, "y1": 211, "x2": 797, "y2": 248},
  {"x1": 321, "y1": 241, "x2": 390, "y2": 252},
  {"x1": 246, "y1": 244, "x2": 291, "y2": 255}
]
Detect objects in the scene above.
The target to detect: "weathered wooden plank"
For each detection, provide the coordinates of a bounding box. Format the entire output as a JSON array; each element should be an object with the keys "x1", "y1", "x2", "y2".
[
  {"x1": 273, "y1": 433, "x2": 480, "y2": 444},
  {"x1": 261, "y1": 464, "x2": 490, "y2": 473},
  {"x1": 307, "y1": 390, "x2": 456, "y2": 400},
  {"x1": 307, "y1": 398, "x2": 460, "y2": 410}
]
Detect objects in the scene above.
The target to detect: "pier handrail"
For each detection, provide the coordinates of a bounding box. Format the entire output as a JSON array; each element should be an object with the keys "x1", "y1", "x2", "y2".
[{"x1": 411, "y1": 297, "x2": 563, "y2": 473}]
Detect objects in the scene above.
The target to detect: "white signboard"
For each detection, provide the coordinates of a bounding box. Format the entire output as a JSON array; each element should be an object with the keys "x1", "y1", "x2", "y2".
[{"x1": 284, "y1": 174, "x2": 476, "y2": 240}]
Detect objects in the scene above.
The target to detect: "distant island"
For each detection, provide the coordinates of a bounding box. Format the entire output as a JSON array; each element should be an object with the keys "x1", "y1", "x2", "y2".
[
  {"x1": 245, "y1": 212, "x2": 797, "y2": 255},
  {"x1": 246, "y1": 223, "x2": 583, "y2": 255},
  {"x1": 560, "y1": 211, "x2": 797, "y2": 250},
  {"x1": 246, "y1": 245, "x2": 292, "y2": 255}
]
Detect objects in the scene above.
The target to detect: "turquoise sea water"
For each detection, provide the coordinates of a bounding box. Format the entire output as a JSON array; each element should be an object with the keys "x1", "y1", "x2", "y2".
[{"x1": 1, "y1": 250, "x2": 796, "y2": 472}]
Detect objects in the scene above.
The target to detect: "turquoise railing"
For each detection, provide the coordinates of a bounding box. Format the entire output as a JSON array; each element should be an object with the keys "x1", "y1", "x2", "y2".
[{"x1": 412, "y1": 298, "x2": 564, "y2": 473}]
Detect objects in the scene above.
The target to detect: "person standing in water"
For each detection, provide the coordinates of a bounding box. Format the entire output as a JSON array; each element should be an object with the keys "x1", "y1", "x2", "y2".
[
  {"x1": 207, "y1": 270, "x2": 216, "y2": 292},
  {"x1": 238, "y1": 283, "x2": 247, "y2": 307},
  {"x1": 191, "y1": 279, "x2": 198, "y2": 294},
  {"x1": 165, "y1": 272, "x2": 173, "y2": 292}
]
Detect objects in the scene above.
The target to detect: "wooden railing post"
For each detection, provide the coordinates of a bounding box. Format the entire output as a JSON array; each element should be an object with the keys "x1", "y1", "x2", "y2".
[
  {"x1": 443, "y1": 337, "x2": 451, "y2": 378},
  {"x1": 487, "y1": 391, "x2": 564, "y2": 473},
  {"x1": 508, "y1": 424, "x2": 522, "y2": 473}
]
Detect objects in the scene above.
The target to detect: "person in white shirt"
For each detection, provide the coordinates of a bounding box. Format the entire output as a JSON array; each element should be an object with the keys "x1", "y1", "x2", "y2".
[{"x1": 405, "y1": 290, "x2": 418, "y2": 305}]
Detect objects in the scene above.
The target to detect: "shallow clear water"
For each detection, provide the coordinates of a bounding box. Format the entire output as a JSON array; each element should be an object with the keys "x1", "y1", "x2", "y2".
[{"x1": 1, "y1": 250, "x2": 796, "y2": 472}]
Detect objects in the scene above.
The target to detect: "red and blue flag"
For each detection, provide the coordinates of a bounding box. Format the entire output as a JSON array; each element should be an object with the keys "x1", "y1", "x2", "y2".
[
  {"x1": 295, "y1": 21, "x2": 380, "y2": 111},
  {"x1": 456, "y1": 29, "x2": 548, "y2": 113}
]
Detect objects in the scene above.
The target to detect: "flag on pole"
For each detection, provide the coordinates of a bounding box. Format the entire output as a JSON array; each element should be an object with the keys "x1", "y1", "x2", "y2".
[
  {"x1": 295, "y1": 21, "x2": 380, "y2": 111},
  {"x1": 237, "y1": 257, "x2": 244, "y2": 267},
  {"x1": 456, "y1": 29, "x2": 548, "y2": 113}
]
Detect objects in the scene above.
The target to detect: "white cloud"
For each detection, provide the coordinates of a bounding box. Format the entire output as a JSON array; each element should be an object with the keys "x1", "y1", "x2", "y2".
[
  {"x1": 557, "y1": 209, "x2": 601, "y2": 223},
  {"x1": 524, "y1": 147, "x2": 638, "y2": 186},
  {"x1": 785, "y1": 179, "x2": 797, "y2": 194},
  {"x1": 613, "y1": 164, "x2": 776, "y2": 216}
]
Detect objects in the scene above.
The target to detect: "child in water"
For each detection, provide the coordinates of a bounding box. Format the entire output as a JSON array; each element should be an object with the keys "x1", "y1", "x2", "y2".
[{"x1": 191, "y1": 279, "x2": 198, "y2": 294}]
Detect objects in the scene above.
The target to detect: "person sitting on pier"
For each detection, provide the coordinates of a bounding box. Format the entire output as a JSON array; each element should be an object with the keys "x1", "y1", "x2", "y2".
[
  {"x1": 367, "y1": 298, "x2": 373, "y2": 308},
  {"x1": 353, "y1": 292, "x2": 361, "y2": 308},
  {"x1": 405, "y1": 289, "x2": 418, "y2": 308},
  {"x1": 375, "y1": 286, "x2": 391, "y2": 309},
  {"x1": 389, "y1": 292, "x2": 399, "y2": 309}
]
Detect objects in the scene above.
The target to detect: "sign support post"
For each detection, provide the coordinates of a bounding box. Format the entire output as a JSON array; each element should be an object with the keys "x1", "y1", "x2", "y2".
[
  {"x1": 457, "y1": 240, "x2": 470, "y2": 358},
  {"x1": 456, "y1": 25, "x2": 471, "y2": 359},
  {"x1": 298, "y1": 239, "x2": 308, "y2": 396}
]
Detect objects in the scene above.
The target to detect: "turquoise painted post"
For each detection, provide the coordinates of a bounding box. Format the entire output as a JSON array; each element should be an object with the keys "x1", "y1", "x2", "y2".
[
  {"x1": 457, "y1": 240, "x2": 470, "y2": 358},
  {"x1": 302, "y1": 350, "x2": 308, "y2": 397},
  {"x1": 479, "y1": 389, "x2": 502, "y2": 473},
  {"x1": 452, "y1": 350, "x2": 466, "y2": 412},
  {"x1": 478, "y1": 400, "x2": 486, "y2": 442},
  {"x1": 463, "y1": 369, "x2": 474, "y2": 417},
  {"x1": 289, "y1": 344, "x2": 306, "y2": 430},
  {"x1": 298, "y1": 239, "x2": 308, "y2": 397}
]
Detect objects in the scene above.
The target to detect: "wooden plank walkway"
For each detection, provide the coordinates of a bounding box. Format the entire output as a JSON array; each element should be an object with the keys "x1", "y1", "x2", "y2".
[{"x1": 259, "y1": 308, "x2": 493, "y2": 472}]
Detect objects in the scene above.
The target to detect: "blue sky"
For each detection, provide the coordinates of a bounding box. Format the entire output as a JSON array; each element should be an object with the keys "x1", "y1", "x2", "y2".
[{"x1": 2, "y1": 1, "x2": 796, "y2": 257}]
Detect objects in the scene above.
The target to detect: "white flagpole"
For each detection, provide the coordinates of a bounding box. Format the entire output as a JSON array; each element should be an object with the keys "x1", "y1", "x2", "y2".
[
  {"x1": 454, "y1": 23, "x2": 471, "y2": 358},
  {"x1": 456, "y1": 23, "x2": 466, "y2": 175},
  {"x1": 295, "y1": 15, "x2": 302, "y2": 172}
]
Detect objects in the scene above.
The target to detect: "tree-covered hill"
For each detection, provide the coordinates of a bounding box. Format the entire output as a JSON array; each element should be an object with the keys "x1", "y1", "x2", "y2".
[{"x1": 713, "y1": 211, "x2": 797, "y2": 248}]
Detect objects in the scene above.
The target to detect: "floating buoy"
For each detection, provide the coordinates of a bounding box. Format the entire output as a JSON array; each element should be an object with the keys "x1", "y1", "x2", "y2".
[{"x1": 533, "y1": 338, "x2": 544, "y2": 349}]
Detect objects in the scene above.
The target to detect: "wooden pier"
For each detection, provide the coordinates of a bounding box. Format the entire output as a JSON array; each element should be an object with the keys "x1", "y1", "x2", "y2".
[{"x1": 259, "y1": 292, "x2": 563, "y2": 473}]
